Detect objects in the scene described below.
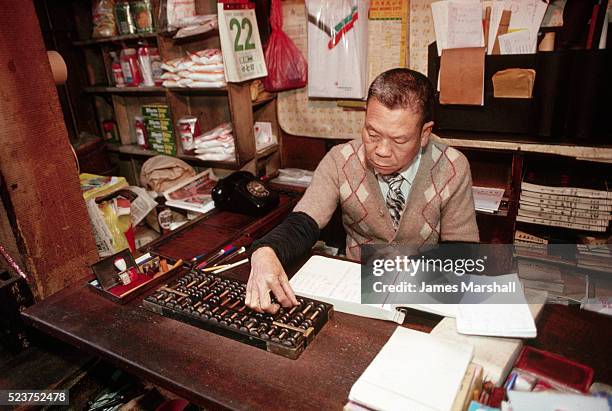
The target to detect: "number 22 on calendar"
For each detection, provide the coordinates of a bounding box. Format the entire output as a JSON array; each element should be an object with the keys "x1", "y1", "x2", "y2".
[{"x1": 218, "y1": 1, "x2": 268, "y2": 82}]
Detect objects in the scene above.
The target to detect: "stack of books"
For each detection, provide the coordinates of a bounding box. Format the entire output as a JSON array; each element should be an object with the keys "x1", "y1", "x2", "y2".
[
  {"x1": 517, "y1": 182, "x2": 612, "y2": 233},
  {"x1": 576, "y1": 236, "x2": 612, "y2": 273}
]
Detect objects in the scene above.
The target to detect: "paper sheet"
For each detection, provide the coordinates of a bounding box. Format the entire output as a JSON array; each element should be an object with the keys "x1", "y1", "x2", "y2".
[
  {"x1": 457, "y1": 303, "x2": 537, "y2": 338},
  {"x1": 447, "y1": 1, "x2": 485, "y2": 49},
  {"x1": 507, "y1": 0, "x2": 548, "y2": 32},
  {"x1": 431, "y1": 1, "x2": 449, "y2": 56},
  {"x1": 349, "y1": 327, "x2": 474, "y2": 411},
  {"x1": 498, "y1": 29, "x2": 533, "y2": 54},
  {"x1": 487, "y1": 1, "x2": 507, "y2": 55}
]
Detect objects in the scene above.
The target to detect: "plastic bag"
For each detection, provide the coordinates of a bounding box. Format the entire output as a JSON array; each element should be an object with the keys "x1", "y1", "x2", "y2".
[
  {"x1": 262, "y1": 0, "x2": 307, "y2": 92},
  {"x1": 92, "y1": 0, "x2": 117, "y2": 38}
]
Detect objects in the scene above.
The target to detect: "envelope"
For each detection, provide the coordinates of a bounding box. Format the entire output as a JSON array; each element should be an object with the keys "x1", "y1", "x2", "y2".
[{"x1": 492, "y1": 68, "x2": 536, "y2": 98}]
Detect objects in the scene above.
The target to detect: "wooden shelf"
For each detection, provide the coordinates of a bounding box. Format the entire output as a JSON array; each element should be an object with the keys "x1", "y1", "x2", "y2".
[
  {"x1": 85, "y1": 86, "x2": 166, "y2": 94},
  {"x1": 166, "y1": 87, "x2": 228, "y2": 94},
  {"x1": 436, "y1": 132, "x2": 612, "y2": 163},
  {"x1": 177, "y1": 154, "x2": 242, "y2": 169},
  {"x1": 255, "y1": 144, "x2": 278, "y2": 159},
  {"x1": 73, "y1": 33, "x2": 157, "y2": 46},
  {"x1": 107, "y1": 144, "x2": 159, "y2": 156},
  {"x1": 107, "y1": 144, "x2": 242, "y2": 169}
]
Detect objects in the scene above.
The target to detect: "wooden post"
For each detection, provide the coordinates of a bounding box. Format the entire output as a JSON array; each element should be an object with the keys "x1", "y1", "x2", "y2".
[{"x1": 0, "y1": 0, "x2": 99, "y2": 300}]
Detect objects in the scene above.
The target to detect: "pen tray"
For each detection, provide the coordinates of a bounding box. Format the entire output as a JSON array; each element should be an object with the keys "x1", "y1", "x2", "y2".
[
  {"x1": 143, "y1": 268, "x2": 334, "y2": 359},
  {"x1": 88, "y1": 251, "x2": 185, "y2": 304}
]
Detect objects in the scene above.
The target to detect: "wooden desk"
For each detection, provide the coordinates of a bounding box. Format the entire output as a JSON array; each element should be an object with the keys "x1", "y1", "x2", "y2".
[{"x1": 20, "y1": 202, "x2": 612, "y2": 409}]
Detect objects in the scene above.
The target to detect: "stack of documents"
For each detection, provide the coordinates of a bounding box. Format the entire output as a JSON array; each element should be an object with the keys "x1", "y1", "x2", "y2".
[
  {"x1": 472, "y1": 186, "x2": 505, "y2": 213},
  {"x1": 431, "y1": 0, "x2": 549, "y2": 56},
  {"x1": 456, "y1": 303, "x2": 537, "y2": 338},
  {"x1": 518, "y1": 182, "x2": 612, "y2": 233},
  {"x1": 271, "y1": 168, "x2": 313, "y2": 188},
  {"x1": 349, "y1": 327, "x2": 474, "y2": 411}
]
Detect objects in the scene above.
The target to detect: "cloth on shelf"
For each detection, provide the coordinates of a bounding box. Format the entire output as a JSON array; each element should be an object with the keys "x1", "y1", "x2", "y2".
[
  {"x1": 139, "y1": 155, "x2": 195, "y2": 193},
  {"x1": 161, "y1": 49, "x2": 226, "y2": 88},
  {"x1": 193, "y1": 123, "x2": 235, "y2": 162}
]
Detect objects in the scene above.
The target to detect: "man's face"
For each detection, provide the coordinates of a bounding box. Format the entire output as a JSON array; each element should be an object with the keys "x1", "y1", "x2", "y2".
[{"x1": 362, "y1": 99, "x2": 433, "y2": 175}]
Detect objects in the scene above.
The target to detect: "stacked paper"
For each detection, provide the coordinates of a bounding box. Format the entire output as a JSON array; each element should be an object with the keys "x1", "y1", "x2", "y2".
[
  {"x1": 473, "y1": 186, "x2": 505, "y2": 213},
  {"x1": 161, "y1": 49, "x2": 226, "y2": 88},
  {"x1": 518, "y1": 182, "x2": 612, "y2": 232},
  {"x1": 349, "y1": 327, "x2": 474, "y2": 411}
]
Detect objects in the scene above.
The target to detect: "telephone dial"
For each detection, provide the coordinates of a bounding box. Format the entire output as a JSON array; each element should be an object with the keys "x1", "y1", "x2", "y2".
[{"x1": 212, "y1": 171, "x2": 279, "y2": 216}]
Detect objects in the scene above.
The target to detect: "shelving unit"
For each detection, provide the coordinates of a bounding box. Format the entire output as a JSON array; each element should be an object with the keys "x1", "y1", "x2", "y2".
[{"x1": 72, "y1": 0, "x2": 279, "y2": 184}]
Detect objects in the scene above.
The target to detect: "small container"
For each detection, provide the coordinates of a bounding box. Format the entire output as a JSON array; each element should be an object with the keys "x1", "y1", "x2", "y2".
[
  {"x1": 134, "y1": 116, "x2": 149, "y2": 148},
  {"x1": 137, "y1": 45, "x2": 155, "y2": 87},
  {"x1": 115, "y1": 1, "x2": 136, "y2": 35},
  {"x1": 150, "y1": 48, "x2": 163, "y2": 86},
  {"x1": 177, "y1": 116, "x2": 201, "y2": 154},
  {"x1": 110, "y1": 52, "x2": 125, "y2": 87},
  {"x1": 120, "y1": 48, "x2": 142, "y2": 86},
  {"x1": 131, "y1": 0, "x2": 155, "y2": 33}
]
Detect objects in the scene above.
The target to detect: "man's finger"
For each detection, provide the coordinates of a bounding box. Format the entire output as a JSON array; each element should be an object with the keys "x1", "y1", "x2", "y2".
[
  {"x1": 280, "y1": 276, "x2": 299, "y2": 306},
  {"x1": 268, "y1": 279, "x2": 290, "y2": 308},
  {"x1": 257, "y1": 282, "x2": 279, "y2": 314},
  {"x1": 250, "y1": 284, "x2": 262, "y2": 313},
  {"x1": 245, "y1": 272, "x2": 255, "y2": 308}
]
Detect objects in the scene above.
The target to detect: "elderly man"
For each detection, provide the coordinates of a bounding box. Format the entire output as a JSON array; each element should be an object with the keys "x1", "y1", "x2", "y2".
[{"x1": 246, "y1": 68, "x2": 479, "y2": 313}]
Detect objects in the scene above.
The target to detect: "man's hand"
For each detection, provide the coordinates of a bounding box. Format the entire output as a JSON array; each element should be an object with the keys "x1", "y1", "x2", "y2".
[{"x1": 246, "y1": 247, "x2": 299, "y2": 314}]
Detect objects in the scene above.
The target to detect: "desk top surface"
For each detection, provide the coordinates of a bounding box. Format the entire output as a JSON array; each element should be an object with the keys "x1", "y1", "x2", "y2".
[
  {"x1": 22, "y1": 263, "x2": 440, "y2": 410},
  {"x1": 21, "y1": 201, "x2": 612, "y2": 409},
  {"x1": 23, "y1": 261, "x2": 612, "y2": 410}
]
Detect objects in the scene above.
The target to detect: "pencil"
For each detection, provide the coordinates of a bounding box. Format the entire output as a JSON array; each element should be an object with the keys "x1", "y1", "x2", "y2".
[{"x1": 212, "y1": 258, "x2": 249, "y2": 274}]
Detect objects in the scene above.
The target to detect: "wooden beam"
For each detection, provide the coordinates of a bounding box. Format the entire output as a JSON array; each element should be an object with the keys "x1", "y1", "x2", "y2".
[{"x1": 0, "y1": 0, "x2": 98, "y2": 300}]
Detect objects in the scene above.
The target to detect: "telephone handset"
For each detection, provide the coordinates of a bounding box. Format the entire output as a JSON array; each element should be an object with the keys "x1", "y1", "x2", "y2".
[{"x1": 212, "y1": 171, "x2": 279, "y2": 216}]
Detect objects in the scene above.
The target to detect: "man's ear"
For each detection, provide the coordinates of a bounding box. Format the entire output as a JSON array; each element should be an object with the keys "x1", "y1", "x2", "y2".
[{"x1": 420, "y1": 121, "x2": 434, "y2": 148}]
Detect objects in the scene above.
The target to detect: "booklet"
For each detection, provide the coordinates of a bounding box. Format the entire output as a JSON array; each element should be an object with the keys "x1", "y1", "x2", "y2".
[{"x1": 162, "y1": 169, "x2": 217, "y2": 214}]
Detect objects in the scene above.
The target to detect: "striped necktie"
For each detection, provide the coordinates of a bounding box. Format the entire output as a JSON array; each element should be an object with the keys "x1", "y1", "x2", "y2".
[{"x1": 383, "y1": 173, "x2": 406, "y2": 229}]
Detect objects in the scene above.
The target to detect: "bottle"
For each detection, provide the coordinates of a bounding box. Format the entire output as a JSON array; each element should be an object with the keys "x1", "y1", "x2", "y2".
[
  {"x1": 115, "y1": 0, "x2": 135, "y2": 35},
  {"x1": 137, "y1": 45, "x2": 155, "y2": 87},
  {"x1": 120, "y1": 48, "x2": 142, "y2": 87},
  {"x1": 110, "y1": 52, "x2": 125, "y2": 88},
  {"x1": 134, "y1": 116, "x2": 149, "y2": 149},
  {"x1": 150, "y1": 48, "x2": 163, "y2": 86}
]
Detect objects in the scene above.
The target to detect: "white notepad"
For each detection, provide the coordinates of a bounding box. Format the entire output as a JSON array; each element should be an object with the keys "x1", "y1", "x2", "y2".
[
  {"x1": 456, "y1": 303, "x2": 537, "y2": 338},
  {"x1": 349, "y1": 327, "x2": 474, "y2": 411}
]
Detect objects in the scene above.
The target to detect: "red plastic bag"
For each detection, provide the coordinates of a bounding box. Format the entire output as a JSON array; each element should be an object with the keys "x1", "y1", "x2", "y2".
[{"x1": 263, "y1": 0, "x2": 307, "y2": 92}]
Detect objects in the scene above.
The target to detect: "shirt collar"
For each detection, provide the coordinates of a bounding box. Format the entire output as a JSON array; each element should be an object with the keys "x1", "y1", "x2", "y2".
[{"x1": 375, "y1": 148, "x2": 422, "y2": 185}]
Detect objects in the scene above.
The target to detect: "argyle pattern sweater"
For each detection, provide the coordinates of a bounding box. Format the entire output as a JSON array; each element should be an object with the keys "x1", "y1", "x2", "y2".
[{"x1": 294, "y1": 136, "x2": 480, "y2": 260}]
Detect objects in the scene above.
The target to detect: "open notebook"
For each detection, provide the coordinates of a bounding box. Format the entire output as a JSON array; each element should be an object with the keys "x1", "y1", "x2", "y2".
[
  {"x1": 348, "y1": 327, "x2": 474, "y2": 411},
  {"x1": 290, "y1": 256, "x2": 537, "y2": 338},
  {"x1": 289, "y1": 255, "x2": 458, "y2": 324}
]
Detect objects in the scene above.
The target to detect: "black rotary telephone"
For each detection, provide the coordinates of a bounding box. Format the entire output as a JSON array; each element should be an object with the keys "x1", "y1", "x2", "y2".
[{"x1": 211, "y1": 171, "x2": 279, "y2": 216}]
